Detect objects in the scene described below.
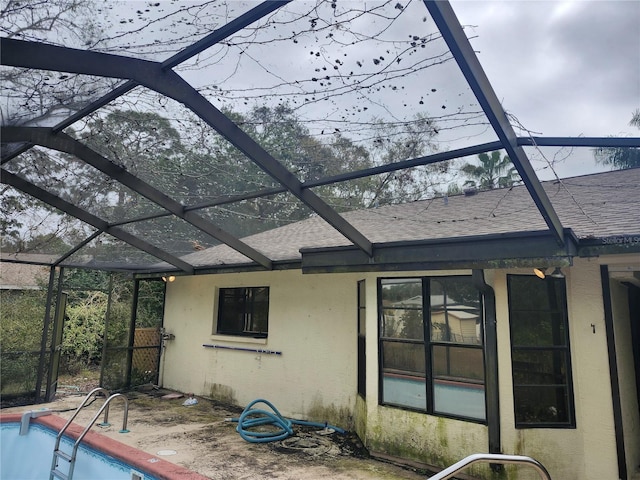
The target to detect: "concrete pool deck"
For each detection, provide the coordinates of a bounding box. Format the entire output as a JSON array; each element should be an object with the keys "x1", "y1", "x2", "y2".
[{"x1": 1, "y1": 389, "x2": 431, "y2": 480}]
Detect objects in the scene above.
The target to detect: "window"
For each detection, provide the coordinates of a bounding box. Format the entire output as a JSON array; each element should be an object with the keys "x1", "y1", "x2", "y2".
[
  {"x1": 378, "y1": 277, "x2": 485, "y2": 421},
  {"x1": 357, "y1": 280, "x2": 366, "y2": 398},
  {"x1": 507, "y1": 275, "x2": 575, "y2": 428},
  {"x1": 216, "y1": 287, "x2": 269, "y2": 337}
]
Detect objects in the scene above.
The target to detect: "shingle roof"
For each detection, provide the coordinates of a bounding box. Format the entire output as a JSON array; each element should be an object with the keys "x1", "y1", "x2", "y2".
[
  {"x1": 0, "y1": 254, "x2": 53, "y2": 289},
  {"x1": 182, "y1": 168, "x2": 640, "y2": 267}
]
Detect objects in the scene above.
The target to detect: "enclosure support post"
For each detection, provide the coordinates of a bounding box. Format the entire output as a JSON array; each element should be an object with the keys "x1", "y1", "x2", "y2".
[
  {"x1": 45, "y1": 267, "x2": 66, "y2": 402},
  {"x1": 124, "y1": 279, "x2": 141, "y2": 389},
  {"x1": 35, "y1": 267, "x2": 57, "y2": 403},
  {"x1": 99, "y1": 272, "x2": 115, "y2": 388}
]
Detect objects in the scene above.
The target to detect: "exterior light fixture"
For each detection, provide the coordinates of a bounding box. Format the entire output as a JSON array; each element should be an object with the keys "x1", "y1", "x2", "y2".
[
  {"x1": 533, "y1": 267, "x2": 565, "y2": 279},
  {"x1": 162, "y1": 276, "x2": 176, "y2": 283},
  {"x1": 533, "y1": 267, "x2": 547, "y2": 279}
]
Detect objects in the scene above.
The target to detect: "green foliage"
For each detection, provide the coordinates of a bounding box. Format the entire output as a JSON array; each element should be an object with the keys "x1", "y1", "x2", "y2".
[
  {"x1": 0, "y1": 190, "x2": 28, "y2": 246},
  {"x1": 61, "y1": 291, "x2": 108, "y2": 364},
  {"x1": 0, "y1": 290, "x2": 47, "y2": 352},
  {"x1": 0, "y1": 351, "x2": 40, "y2": 395},
  {"x1": 100, "y1": 349, "x2": 128, "y2": 391},
  {"x1": 1, "y1": 232, "x2": 74, "y2": 255},
  {"x1": 461, "y1": 150, "x2": 520, "y2": 190},
  {"x1": 0, "y1": 269, "x2": 165, "y2": 393},
  {"x1": 64, "y1": 269, "x2": 111, "y2": 292},
  {"x1": 399, "y1": 309, "x2": 424, "y2": 340},
  {"x1": 0, "y1": 290, "x2": 47, "y2": 395},
  {"x1": 59, "y1": 274, "x2": 163, "y2": 374},
  {"x1": 381, "y1": 280, "x2": 422, "y2": 303},
  {"x1": 135, "y1": 280, "x2": 165, "y2": 328},
  {"x1": 58, "y1": 270, "x2": 132, "y2": 366},
  {"x1": 431, "y1": 277, "x2": 480, "y2": 308},
  {"x1": 4, "y1": 102, "x2": 446, "y2": 259},
  {"x1": 594, "y1": 109, "x2": 640, "y2": 169}
]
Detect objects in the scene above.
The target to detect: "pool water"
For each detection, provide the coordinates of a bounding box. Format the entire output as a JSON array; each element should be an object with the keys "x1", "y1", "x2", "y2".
[
  {"x1": 1, "y1": 413, "x2": 210, "y2": 480},
  {"x1": 1, "y1": 422, "x2": 156, "y2": 480}
]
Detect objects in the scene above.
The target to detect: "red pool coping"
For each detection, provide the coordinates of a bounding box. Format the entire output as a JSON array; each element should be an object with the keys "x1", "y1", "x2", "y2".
[{"x1": 1, "y1": 413, "x2": 210, "y2": 480}]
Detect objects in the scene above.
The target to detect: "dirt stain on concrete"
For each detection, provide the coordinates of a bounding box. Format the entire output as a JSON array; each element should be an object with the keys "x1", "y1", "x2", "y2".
[{"x1": 3, "y1": 389, "x2": 427, "y2": 480}]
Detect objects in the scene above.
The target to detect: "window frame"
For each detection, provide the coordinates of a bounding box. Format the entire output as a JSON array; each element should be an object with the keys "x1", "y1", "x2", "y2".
[
  {"x1": 377, "y1": 276, "x2": 486, "y2": 424},
  {"x1": 507, "y1": 274, "x2": 576, "y2": 429},
  {"x1": 357, "y1": 279, "x2": 366, "y2": 398},
  {"x1": 216, "y1": 286, "x2": 270, "y2": 338}
]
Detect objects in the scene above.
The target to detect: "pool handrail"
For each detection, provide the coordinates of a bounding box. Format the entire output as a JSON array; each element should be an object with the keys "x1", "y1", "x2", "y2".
[
  {"x1": 50, "y1": 388, "x2": 129, "y2": 480},
  {"x1": 54, "y1": 387, "x2": 110, "y2": 446},
  {"x1": 428, "y1": 453, "x2": 552, "y2": 480},
  {"x1": 60, "y1": 393, "x2": 129, "y2": 480},
  {"x1": 84, "y1": 393, "x2": 129, "y2": 434}
]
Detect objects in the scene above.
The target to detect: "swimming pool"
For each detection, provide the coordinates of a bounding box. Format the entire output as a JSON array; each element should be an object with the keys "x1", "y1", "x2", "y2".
[{"x1": 0, "y1": 413, "x2": 209, "y2": 480}]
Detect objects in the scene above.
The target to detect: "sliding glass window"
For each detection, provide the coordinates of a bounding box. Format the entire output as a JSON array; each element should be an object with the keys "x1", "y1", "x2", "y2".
[{"x1": 379, "y1": 276, "x2": 485, "y2": 422}]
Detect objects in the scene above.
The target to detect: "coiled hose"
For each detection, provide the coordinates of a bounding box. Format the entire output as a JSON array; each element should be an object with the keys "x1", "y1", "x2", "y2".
[{"x1": 231, "y1": 398, "x2": 345, "y2": 443}]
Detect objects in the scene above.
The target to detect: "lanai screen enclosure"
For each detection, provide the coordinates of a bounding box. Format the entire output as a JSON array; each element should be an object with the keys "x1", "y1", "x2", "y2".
[
  {"x1": 3, "y1": 0, "x2": 638, "y2": 271},
  {"x1": 1, "y1": 0, "x2": 639, "y2": 478}
]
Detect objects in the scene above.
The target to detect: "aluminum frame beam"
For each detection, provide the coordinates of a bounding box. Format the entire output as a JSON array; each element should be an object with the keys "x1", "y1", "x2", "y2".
[
  {"x1": 518, "y1": 137, "x2": 640, "y2": 148},
  {"x1": 1, "y1": 1, "x2": 290, "y2": 165},
  {"x1": 424, "y1": 0, "x2": 565, "y2": 246},
  {"x1": 0, "y1": 37, "x2": 374, "y2": 257},
  {"x1": 301, "y1": 229, "x2": 577, "y2": 274},
  {"x1": 2, "y1": 126, "x2": 273, "y2": 269},
  {"x1": 1, "y1": 168, "x2": 195, "y2": 273},
  {"x1": 53, "y1": 230, "x2": 104, "y2": 267},
  {"x1": 138, "y1": 135, "x2": 640, "y2": 215},
  {"x1": 3, "y1": 0, "x2": 633, "y2": 267}
]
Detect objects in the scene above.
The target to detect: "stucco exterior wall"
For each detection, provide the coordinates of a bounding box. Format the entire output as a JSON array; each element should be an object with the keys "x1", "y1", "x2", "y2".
[
  {"x1": 495, "y1": 258, "x2": 619, "y2": 480},
  {"x1": 160, "y1": 259, "x2": 635, "y2": 479},
  {"x1": 161, "y1": 270, "x2": 361, "y2": 424}
]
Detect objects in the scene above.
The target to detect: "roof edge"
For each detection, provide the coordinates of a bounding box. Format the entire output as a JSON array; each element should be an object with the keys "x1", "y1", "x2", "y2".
[{"x1": 301, "y1": 229, "x2": 578, "y2": 274}]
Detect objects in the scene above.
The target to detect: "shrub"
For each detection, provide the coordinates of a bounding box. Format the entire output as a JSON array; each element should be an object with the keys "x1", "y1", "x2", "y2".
[
  {"x1": 61, "y1": 291, "x2": 108, "y2": 365},
  {"x1": 0, "y1": 290, "x2": 47, "y2": 395},
  {"x1": 0, "y1": 290, "x2": 47, "y2": 352}
]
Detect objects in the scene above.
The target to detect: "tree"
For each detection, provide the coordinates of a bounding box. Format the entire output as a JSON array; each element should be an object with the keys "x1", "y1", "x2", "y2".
[
  {"x1": 3, "y1": 102, "x2": 447, "y2": 259},
  {"x1": 0, "y1": 0, "x2": 111, "y2": 127},
  {"x1": 2, "y1": 0, "x2": 471, "y2": 256},
  {"x1": 460, "y1": 150, "x2": 520, "y2": 190},
  {"x1": 69, "y1": 110, "x2": 221, "y2": 255},
  {"x1": 1, "y1": 0, "x2": 111, "y2": 253},
  {"x1": 366, "y1": 114, "x2": 445, "y2": 205},
  {"x1": 191, "y1": 105, "x2": 443, "y2": 237},
  {"x1": 594, "y1": 109, "x2": 640, "y2": 169},
  {"x1": 1, "y1": 233, "x2": 72, "y2": 254},
  {"x1": 1, "y1": 145, "x2": 87, "y2": 254}
]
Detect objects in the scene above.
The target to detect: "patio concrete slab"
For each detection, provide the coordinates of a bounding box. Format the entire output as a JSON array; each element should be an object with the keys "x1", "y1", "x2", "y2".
[{"x1": 2, "y1": 389, "x2": 430, "y2": 480}]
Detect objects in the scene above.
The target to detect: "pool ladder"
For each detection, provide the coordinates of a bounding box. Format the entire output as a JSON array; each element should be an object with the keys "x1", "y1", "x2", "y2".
[{"x1": 50, "y1": 387, "x2": 129, "y2": 480}]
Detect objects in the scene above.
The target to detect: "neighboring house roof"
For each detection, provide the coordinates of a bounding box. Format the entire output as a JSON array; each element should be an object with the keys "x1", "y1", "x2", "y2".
[
  {"x1": 181, "y1": 168, "x2": 640, "y2": 268},
  {"x1": 0, "y1": 254, "x2": 53, "y2": 289}
]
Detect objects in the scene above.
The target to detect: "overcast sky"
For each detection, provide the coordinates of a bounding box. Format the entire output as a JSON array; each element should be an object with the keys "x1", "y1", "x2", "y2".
[
  {"x1": 11, "y1": 0, "x2": 638, "y2": 181},
  {"x1": 450, "y1": 0, "x2": 639, "y2": 177},
  {"x1": 183, "y1": 0, "x2": 640, "y2": 180}
]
